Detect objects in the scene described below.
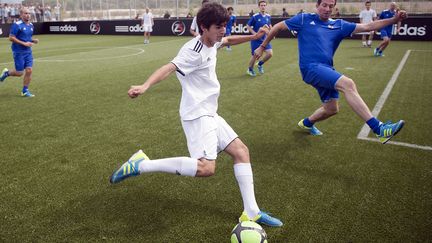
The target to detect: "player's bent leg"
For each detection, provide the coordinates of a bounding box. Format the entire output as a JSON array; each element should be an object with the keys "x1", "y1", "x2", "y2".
[
  {"x1": 335, "y1": 76, "x2": 373, "y2": 122},
  {"x1": 224, "y1": 138, "x2": 250, "y2": 163},
  {"x1": 109, "y1": 150, "x2": 150, "y2": 184},
  {"x1": 196, "y1": 158, "x2": 216, "y2": 177}
]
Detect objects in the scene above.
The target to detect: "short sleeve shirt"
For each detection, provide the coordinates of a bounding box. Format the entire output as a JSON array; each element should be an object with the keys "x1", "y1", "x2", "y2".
[
  {"x1": 284, "y1": 13, "x2": 356, "y2": 68},
  {"x1": 171, "y1": 37, "x2": 223, "y2": 120}
]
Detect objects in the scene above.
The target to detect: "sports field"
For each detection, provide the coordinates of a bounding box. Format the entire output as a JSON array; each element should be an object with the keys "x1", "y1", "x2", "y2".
[{"x1": 0, "y1": 35, "x2": 431, "y2": 242}]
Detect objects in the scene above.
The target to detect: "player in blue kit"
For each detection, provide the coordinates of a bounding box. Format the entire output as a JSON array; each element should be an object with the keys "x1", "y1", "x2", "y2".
[
  {"x1": 225, "y1": 7, "x2": 237, "y2": 51},
  {"x1": 0, "y1": 7, "x2": 38, "y2": 97},
  {"x1": 246, "y1": 0, "x2": 272, "y2": 76},
  {"x1": 255, "y1": 0, "x2": 407, "y2": 144},
  {"x1": 374, "y1": 2, "x2": 400, "y2": 57}
]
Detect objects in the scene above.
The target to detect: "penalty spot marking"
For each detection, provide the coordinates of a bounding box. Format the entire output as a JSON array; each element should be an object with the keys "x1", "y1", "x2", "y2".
[{"x1": 357, "y1": 49, "x2": 432, "y2": 151}]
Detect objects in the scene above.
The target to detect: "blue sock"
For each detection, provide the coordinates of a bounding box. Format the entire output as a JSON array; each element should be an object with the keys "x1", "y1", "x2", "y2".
[
  {"x1": 5, "y1": 71, "x2": 9, "y2": 77},
  {"x1": 258, "y1": 61, "x2": 264, "y2": 66},
  {"x1": 303, "y1": 117, "x2": 314, "y2": 127},
  {"x1": 366, "y1": 117, "x2": 381, "y2": 134},
  {"x1": 248, "y1": 67, "x2": 253, "y2": 72},
  {"x1": 22, "y1": 86, "x2": 28, "y2": 93},
  {"x1": 378, "y1": 50, "x2": 383, "y2": 54}
]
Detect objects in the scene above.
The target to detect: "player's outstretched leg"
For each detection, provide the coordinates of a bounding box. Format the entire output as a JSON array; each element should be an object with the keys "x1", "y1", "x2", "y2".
[
  {"x1": 376, "y1": 120, "x2": 405, "y2": 144},
  {"x1": 239, "y1": 211, "x2": 283, "y2": 227},
  {"x1": 0, "y1": 68, "x2": 9, "y2": 82},
  {"x1": 298, "y1": 118, "x2": 323, "y2": 136},
  {"x1": 110, "y1": 150, "x2": 149, "y2": 184}
]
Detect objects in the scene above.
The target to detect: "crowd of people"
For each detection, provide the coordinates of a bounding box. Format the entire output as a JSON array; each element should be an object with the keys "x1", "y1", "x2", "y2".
[{"x1": 0, "y1": 2, "x2": 61, "y2": 24}]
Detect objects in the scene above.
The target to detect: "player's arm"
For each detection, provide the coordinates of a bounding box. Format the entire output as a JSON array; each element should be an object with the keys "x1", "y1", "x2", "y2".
[
  {"x1": 220, "y1": 25, "x2": 269, "y2": 48},
  {"x1": 128, "y1": 63, "x2": 177, "y2": 98},
  {"x1": 353, "y1": 10, "x2": 407, "y2": 34},
  {"x1": 8, "y1": 35, "x2": 34, "y2": 47},
  {"x1": 254, "y1": 21, "x2": 287, "y2": 58},
  {"x1": 246, "y1": 25, "x2": 256, "y2": 35}
]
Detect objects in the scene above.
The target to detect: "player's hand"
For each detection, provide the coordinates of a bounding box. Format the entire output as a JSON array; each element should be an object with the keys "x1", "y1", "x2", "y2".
[
  {"x1": 256, "y1": 24, "x2": 270, "y2": 38},
  {"x1": 254, "y1": 46, "x2": 264, "y2": 59},
  {"x1": 128, "y1": 85, "x2": 146, "y2": 98},
  {"x1": 396, "y1": 10, "x2": 407, "y2": 21},
  {"x1": 32, "y1": 39, "x2": 39, "y2": 44},
  {"x1": 24, "y1": 42, "x2": 34, "y2": 47}
]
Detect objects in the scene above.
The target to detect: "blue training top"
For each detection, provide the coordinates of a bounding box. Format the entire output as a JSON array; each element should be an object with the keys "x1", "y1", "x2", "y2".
[
  {"x1": 379, "y1": 9, "x2": 396, "y2": 34},
  {"x1": 247, "y1": 12, "x2": 271, "y2": 42},
  {"x1": 10, "y1": 20, "x2": 34, "y2": 53},
  {"x1": 226, "y1": 15, "x2": 237, "y2": 34},
  {"x1": 284, "y1": 13, "x2": 356, "y2": 68}
]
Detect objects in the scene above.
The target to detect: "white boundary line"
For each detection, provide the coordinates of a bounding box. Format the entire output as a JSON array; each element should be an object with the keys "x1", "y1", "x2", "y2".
[{"x1": 357, "y1": 49, "x2": 432, "y2": 151}]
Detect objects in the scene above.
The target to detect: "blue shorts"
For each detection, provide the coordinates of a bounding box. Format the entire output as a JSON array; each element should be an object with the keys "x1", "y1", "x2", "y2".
[
  {"x1": 300, "y1": 63, "x2": 342, "y2": 103},
  {"x1": 13, "y1": 52, "x2": 33, "y2": 72},
  {"x1": 251, "y1": 40, "x2": 271, "y2": 55},
  {"x1": 380, "y1": 29, "x2": 392, "y2": 39}
]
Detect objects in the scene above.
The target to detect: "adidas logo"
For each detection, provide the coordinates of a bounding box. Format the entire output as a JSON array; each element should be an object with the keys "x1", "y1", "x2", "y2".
[{"x1": 310, "y1": 21, "x2": 315, "y2": 25}]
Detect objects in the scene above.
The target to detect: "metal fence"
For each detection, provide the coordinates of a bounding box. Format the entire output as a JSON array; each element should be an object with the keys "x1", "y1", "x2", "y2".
[{"x1": 17, "y1": 0, "x2": 432, "y2": 22}]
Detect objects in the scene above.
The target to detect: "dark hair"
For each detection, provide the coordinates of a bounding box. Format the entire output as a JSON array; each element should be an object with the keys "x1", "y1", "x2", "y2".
[
  {"x1": 316, "y1": 0, "x2": 337, "y2": 5},
  {"x1": 197, "y1": 2, "x2": 229, "y2": 34},
  {"x1": 258, "y1": 0, "x2": 266, "y2": 6},
  {"x1": 202, "y1": 0, "x2": 210, "y2": 5},
  {"x1": 365, "y1": 0, "x2": 371, "y2": 4},
  {"x1": 227, "y1": 7, "x2": 233, "y2": 11}
]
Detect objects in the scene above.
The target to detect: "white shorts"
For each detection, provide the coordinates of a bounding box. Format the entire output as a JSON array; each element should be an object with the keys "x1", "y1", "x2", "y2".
[
  {"x1": 181, "y1": 115, "x2": 238, "y2": 160},
  {"x1": 143, "y1": 25, "x2": 153, "y2": 32}
]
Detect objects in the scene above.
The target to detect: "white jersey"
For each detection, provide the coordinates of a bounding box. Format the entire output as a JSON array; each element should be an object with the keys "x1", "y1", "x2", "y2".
[
  {"x1": 142, "y1": 12, "x2": 153, "y2": 26},
  {"x1": 190, "y1": 16, "x2": 198, "y2": 31},
  {"x1": 171, "y1": 36, "x2": 223, "y2": 120},
  {"x1": 359, "y1": 9, "x2": 377, "y2": 24}
]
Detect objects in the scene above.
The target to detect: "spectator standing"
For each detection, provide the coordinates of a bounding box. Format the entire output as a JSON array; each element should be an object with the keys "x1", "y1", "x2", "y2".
[
  {"x1": 142, "y1": 8, "x2": 154, "y2": 44},
  {"x1": 282, "y1": 7, "x2": 289, "y2": 17},
  {"x1": 54, "y1": 2, "x2": 61, "y2": 21},
  {"x1": 359, "y1": 1, "x2": 377, "y2": 47}
]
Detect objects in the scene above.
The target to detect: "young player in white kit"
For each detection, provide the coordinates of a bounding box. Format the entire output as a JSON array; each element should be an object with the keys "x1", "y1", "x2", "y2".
[
  {"x1": 110, "y1": 2, "x2": 283, "y2": 227},
  {"x1": 359, "y1": 1, "x2": 377, "y2": 47},
  {"x1": 141, "y1": 8, "x2": 153, "y2": 44}
]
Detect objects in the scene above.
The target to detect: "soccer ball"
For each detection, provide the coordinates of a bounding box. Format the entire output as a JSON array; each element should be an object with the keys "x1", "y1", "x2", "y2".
[{"x1": 230, "y1": 221, "x2": 268, "y2": 243}]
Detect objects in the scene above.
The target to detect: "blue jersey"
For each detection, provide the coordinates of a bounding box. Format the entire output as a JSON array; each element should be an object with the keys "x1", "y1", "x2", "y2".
[
  {"x1": 10, "y1": 20, "x2": 34, "y2": 53},
  {"x1": 247, "y1": 13, "x2": 271, "y2": 42},
  {"x1": 226, "y1": 15, "x2": 237, "y2": 34},
  {"x1": 379, "y1": 9, "x2": 396, "y2": 34},
  {"x1": 284, "y1": 13, "x2": 356, "y2": 68}
]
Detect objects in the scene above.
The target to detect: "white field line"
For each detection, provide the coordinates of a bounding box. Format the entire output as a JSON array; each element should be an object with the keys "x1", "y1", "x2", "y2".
[{"x1": 357, "y1": 49, "x2": 432, "y2": 151}]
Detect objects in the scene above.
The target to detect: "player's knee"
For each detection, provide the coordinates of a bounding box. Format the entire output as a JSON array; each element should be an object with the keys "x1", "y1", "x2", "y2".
[
  {"x1": 341, "y1": 78, "x2": 357, "y2": 93},
  {"x1": 232, "y1": 143, "x2": 250, "y2": 162},
  {"x1": 25, "y1": 69, "x2": 32, "y2": 75},
  {"x1": 197, "y1": 159, "x2": 216, "y2": 177},
  {"x1": 16, "y1": 71, "x2": 24, "y2": 76},
  {"x1": 266, "y1": 51, "x2": 273, "y2": 58}
]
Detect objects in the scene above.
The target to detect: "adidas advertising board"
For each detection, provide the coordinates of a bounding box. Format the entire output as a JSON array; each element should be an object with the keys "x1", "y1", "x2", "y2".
[{"x1": 1, "y1": 17, "x2": 430, "y2": 40}]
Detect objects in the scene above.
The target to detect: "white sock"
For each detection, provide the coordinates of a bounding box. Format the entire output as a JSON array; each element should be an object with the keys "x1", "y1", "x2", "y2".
[
  {"x1": 234, "y1": 163, "x2": 260, "y2": 219},
  {"x1": 362, "y1": 41, "x2": 367, "y2": 46},
  {"x1": 367, "y1": 40, "x2": 372, "y2": 45},
  {"x1": 139, "y1": 157, "x2": 197, "y2": 177}
]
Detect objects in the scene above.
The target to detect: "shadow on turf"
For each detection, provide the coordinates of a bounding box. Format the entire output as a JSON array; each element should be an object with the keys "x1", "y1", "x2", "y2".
[{"x1": 37, "y1": 186, "x2": 238, "y2": 241}]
